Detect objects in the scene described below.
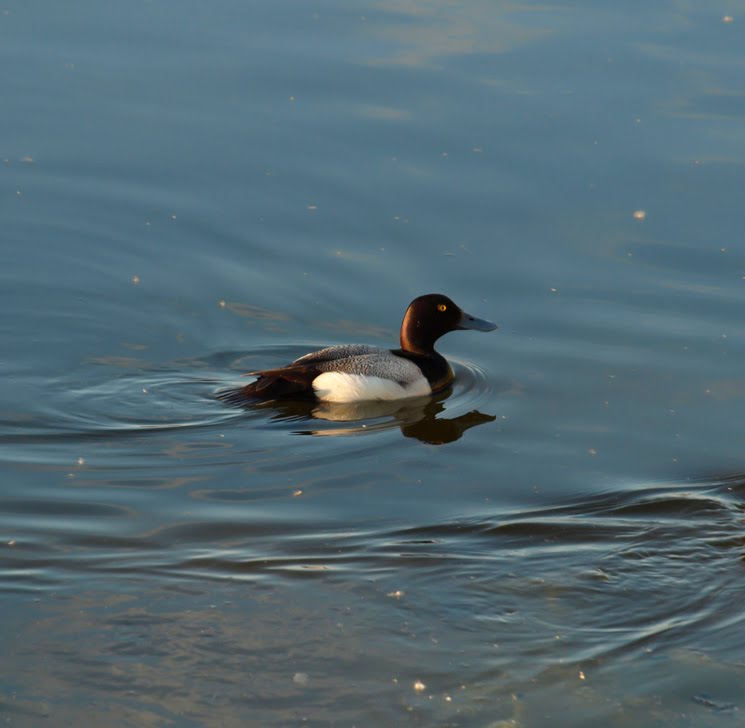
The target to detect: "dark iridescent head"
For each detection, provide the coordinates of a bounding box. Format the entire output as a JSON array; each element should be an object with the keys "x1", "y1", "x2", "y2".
[{"x1": 399, "y1": 293, "x2": 497, "y2": 354}]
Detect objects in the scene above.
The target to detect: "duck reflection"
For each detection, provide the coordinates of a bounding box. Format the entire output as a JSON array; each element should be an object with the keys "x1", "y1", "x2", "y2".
[{"x1": 230, "y1": 390, "x2": 495, "y2": 444}]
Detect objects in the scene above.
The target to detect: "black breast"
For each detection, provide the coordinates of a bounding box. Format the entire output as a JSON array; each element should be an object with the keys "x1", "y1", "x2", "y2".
[{"x1": 392, "y1": 349, "x2": 454, "y2": 393}]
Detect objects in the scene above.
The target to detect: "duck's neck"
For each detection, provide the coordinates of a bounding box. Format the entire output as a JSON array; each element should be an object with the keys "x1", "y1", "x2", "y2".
[
  {"x1": 394, "y1": 345, "x2": 452, "y2": 393},
  {"x1": 400, "y1": 323, "x2": 436, "y2": 356}
]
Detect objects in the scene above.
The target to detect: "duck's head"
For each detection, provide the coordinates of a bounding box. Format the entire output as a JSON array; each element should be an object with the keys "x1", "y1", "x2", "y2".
[{"x1": 400, "y1": 293, "x2": 497, "y2": 354}]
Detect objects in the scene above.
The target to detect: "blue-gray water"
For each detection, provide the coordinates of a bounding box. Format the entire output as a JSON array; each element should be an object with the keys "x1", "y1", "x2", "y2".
[{"x1": 2, "y1": 1, "x2": 745, "y2": 725}]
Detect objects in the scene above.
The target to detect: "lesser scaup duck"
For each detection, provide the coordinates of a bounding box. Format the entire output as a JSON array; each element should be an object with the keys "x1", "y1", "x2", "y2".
[{"x1": 225, "y1": 293, "x2": 497, "y2": 403}]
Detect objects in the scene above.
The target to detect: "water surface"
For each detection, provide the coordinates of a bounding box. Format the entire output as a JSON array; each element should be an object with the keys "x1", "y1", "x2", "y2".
[{"x1": 2, "y1": 1, "x2": 745, "y2": 725}]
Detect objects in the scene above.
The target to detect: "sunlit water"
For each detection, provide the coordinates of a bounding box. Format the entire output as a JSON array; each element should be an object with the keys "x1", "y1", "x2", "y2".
[{"x1": 2, "y1": 1, "x2": 745, "y2": 725}]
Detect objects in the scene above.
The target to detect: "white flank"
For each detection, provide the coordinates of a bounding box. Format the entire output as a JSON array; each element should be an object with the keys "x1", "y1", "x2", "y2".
[{"x1": 312, "y1": 372, "x2": 432, "y2": 403}]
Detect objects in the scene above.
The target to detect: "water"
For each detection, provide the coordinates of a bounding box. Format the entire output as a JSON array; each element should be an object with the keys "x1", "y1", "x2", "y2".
[{"x1": 2, "y1": 1, "x2": 745, "y2": 725}]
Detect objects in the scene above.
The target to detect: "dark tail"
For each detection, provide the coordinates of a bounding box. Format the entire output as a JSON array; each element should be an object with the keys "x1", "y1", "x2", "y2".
[{"x1": 216, "y1": 372, "x2": 316, "y2": 404}]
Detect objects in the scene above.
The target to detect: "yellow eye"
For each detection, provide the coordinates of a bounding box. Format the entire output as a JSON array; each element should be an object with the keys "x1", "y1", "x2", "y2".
[{"x1": 437, "y1": 304, "x2": 447, "y2": 312}]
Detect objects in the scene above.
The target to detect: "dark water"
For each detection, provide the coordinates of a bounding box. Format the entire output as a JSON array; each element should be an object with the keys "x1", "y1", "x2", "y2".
[{"x1": 3, "y1": 1, "x2": 745, "y2": 725}]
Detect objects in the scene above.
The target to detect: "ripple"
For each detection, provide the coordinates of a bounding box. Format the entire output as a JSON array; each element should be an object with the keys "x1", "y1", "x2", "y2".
[
  {"x1": 106, "y1": 475, "x2": 745, "y2": 660},
  {"x1": 0, "y1": 345, "x2": 500, "y2": 449},
  {"x1": 65, "y1": 371, "x2": 241, "y2": 432},
  {"x1": 0, "y1": 365, "x2": 243, "y2": 449},
  {"x1": 364, "y1": 479, "x2": 745, "y2": 660}
]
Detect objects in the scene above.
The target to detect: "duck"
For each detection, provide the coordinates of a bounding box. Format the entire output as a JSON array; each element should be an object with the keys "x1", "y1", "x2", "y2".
[{"x1": 221, "y1": 293, "x2": 497, "y2": 403}]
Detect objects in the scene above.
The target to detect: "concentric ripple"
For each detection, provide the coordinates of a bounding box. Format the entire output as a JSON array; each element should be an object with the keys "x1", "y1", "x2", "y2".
[
  {"x1": 0, "y1": 346, "x2": 500, "y2": 454},
  {"x1": 0, "y1": 364, "x2": 242, "y2": 451}
]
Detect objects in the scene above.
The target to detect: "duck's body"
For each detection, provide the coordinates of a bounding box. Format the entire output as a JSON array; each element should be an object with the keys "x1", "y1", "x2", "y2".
[
  {"x1": 223, "y1": 294, "x2": 496, "y2": 403},
  {"x1": 244, "y1": 344, "x2": 452, "y2": 402}
]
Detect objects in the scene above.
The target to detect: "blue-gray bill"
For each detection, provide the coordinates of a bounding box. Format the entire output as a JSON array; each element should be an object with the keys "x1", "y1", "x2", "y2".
[{"x1": 457, "y1": 311, "x2": 498, "y2": 332}]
